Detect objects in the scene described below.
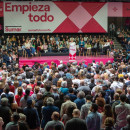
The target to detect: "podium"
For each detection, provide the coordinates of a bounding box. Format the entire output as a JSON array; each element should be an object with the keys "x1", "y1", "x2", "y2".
[{"x1": 69, "y1": 42, "x2": 76, "y2": 61}]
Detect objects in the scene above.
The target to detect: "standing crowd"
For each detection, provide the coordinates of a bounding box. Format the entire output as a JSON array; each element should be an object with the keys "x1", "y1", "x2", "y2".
[{"x1": 0, "y1": 57, "x2": 130, "y2": 130}]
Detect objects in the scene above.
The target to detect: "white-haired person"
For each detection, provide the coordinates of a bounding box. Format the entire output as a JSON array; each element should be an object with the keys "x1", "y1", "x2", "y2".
[
  {"x1": 41, "y1": 97, "x2": 59, "y2": 130},
  {"x1": 74, "y1": 91, "x2": 85, "y2": 110}
]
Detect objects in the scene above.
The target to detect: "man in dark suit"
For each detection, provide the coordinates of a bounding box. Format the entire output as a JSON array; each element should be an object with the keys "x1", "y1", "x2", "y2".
[{"x1": 65, "y1": 109, "x2": 87, "y2": 130}]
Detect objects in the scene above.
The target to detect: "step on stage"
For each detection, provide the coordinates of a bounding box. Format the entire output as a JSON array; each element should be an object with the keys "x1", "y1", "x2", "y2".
[{"x1": 19, "y1": 56, "x2": 114, "y2": 68}]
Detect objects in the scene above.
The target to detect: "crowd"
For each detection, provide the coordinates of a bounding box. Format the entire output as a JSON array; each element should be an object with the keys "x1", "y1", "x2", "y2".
[
  {"x1": 0, "y1": 34, "x2": 113, "y2": 59},
  {"x1": 0, "y1": 33, "x2": 129, "y2": 130},
  {"x1": 0, "y1": 50, "x2": 130, "y2": 130},
  {"x1": 117, "y1": 28, "x2": 130, "y2": 52}
]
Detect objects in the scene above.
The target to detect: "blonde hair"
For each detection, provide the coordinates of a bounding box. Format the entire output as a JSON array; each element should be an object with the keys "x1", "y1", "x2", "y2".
[{"x1": 104, "y1": 117, "x2": 114, "y2": 127}]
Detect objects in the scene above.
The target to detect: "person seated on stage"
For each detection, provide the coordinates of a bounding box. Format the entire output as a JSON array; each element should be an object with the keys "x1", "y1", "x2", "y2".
[
  {"x1": 62, "y1": 42, "x2": 68, "y2": 53},
  {"x1": 58, "y1": 42, "x2": 63, "y2": 52},
  {"x1": 38, "y1": 41, "x2": 44, "y2": 54},
  {"x1": 43, "y1": 43, "x2": 48, "y2": 53},
  {"x1": 79, "y1": 38, "x2": 85, "y2": 54},
  {"x1": 30, "y1": 43, "x2": 37, "y2": 56},
  {"x1": 91, "y1": 40, "x2": 97, "y2": 56},
  {"x1": 52, "y1": 42, "x2": 58, "y2": 53},
  {"x1": 86, "y1": 42, "x2": 92, "y2": 56},
  {"x1": 103, "y1": 40, "x2": 110, "y2": 55},
  {"x1": 48, "y1": 42, "x2": 52, "y2": 52}
]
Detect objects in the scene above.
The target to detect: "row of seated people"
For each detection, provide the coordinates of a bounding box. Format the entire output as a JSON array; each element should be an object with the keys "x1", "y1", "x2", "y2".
[
  {"x1": 116, "y1": 28, "x2": 130, "y2": 52},
  {"x1": 0, "y1": 34, "x2": 113, "y2": 57}
]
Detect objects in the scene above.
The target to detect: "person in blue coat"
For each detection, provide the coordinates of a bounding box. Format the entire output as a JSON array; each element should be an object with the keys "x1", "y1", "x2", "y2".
[
  {"x1": 74, "y1": 91, "x2": 85, "y2": 110},
  {"x1": 41, "y1": 97, "x2": 59, "y2": 129}
]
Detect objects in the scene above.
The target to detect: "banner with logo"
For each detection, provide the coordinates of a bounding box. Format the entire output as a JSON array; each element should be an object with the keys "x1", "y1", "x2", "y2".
[
  {"x1": 69, "y1": 42, "x2": 76, "y2": 61},
  {"x1": 108, "y1": 2, "x2": 130, "y2": 17},
  {"x1": 4, "y1": 1, "x2": 108, "y2": 33}
]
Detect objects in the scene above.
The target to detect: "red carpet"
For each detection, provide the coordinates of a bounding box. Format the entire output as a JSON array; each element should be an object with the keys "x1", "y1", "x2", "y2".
[{"x1": 19, "y1": 56, "x2": 114, "y2": 67}]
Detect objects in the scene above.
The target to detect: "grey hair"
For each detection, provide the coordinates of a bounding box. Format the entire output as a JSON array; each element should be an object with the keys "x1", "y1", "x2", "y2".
[
  {"x1": 1, "y1": 98, "x2": 8, "y2": 106},
  {"x1": 61, "y1": 81, "x2": 67, "y2": 88},
  {"x1": 19, "y1": 113, "x2": 26, "y2": 121},
  {"x1": 46, "y1": 97, "x2": 54, "y2": 105},
  {"x1": 21, "y1": 83, "x2": 27, "y2": 88},
  {"x1": 78, "y1": 91, "x2": 85, "y2": 99}
]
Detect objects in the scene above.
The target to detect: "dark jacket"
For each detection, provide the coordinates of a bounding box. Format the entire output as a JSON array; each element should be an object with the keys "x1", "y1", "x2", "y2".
[
  {"x1": 41, "y1": 105, "x2": 59, "y2": 128},
  {"x1": 65, "y1": 117, "x2": 87, "y2": 130},
  {"x1": 0, "y1": 105, "x2": 11, "y2": 128},
  {"x1": 23, "y1": 107, "x2": 40, "y2": 129}
]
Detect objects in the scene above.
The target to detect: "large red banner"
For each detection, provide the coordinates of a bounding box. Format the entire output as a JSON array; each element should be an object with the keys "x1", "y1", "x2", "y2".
[
  {"x1": 4, "y1": 1, "x2": 108, "y2": 33},
  {"x1": 3, "y1": 2, "x2": 130, "y2": 33}
]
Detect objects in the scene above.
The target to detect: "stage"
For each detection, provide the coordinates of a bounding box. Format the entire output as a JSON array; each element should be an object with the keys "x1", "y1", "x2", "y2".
[{"x1": 19, "y1": 56, "x2": 114, "y2": 68}]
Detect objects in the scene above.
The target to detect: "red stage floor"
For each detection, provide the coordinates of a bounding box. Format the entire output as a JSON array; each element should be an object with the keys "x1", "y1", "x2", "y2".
[{"x1": 19, "y1": 56, "x2": 114, "y2": 67}]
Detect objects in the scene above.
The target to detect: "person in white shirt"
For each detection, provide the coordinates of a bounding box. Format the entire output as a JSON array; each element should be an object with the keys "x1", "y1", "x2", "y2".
[{"x1": 25, "y1": 40, "x2": 32, "y2": 57}]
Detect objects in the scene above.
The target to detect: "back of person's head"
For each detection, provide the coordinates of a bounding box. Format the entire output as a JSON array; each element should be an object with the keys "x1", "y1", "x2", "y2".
[
  {"x1": 37, "y1": 81, "x2": 41, "y2": 86},
  {"x1": 18, "y1": 121, "x2": 29, "y2": 130},
  {"x1": 72, "y1": 109, "x2": 80, "y2": 118},
  {"x1": 66, "y1": 105, "x2": 75, "y2": 117},
  {"x1": 104, "y1": 104, "x2": 113, "y2": 117},
  {"x1": 51, "y1": 112, "x2": 60, "y2": 121},
  {"x1": 45, "y1": 85, "x2": 51, "y2": 92},
  {"x1": 100, "y1": 90, "x2": 106, "y2": 98},
  {"x1": 127, "y1": 115, "x2": 130, "y2": 125},
  {"x1": 46, "y1": 97, "x2": 54, "y2": 105},
  {"x1": 4, "y1": 85, "x2": 10, "y2": 94},
  {"x1": 25, "y1": 88, "x2": 30, "y2": 96},
  {"x1": 61, "y1": 81, "x2": 67, "y2": 88},
  {"x1": 96, "y1": 69, "x2": 99, "y2": 74},
  {"x1": 24, "y1": 89, "x2": 30, "y2": 100},
  {"x1": 12, "y1": 112, "x2": 20, "y2": 122},
  {"x1": 86, "y1": 95, "x2": 92, "y2": 101},
  {"x1": 91, "y1": 103, "x2": 98, "y2": 113},
  {"x1": 104, "y1": 117, "x2": 114, "y2": 128},
  {"x1": 78, "y1": 91, "x2": 85, "y2": 99},
  {"x1": 8, "y1": 94, "x2": 14, "y2": 104},
  {"x1": 119, "y1": 77, "x2": 124, "y2": 83},
  {"x1": 114, "y1": 93, "x2": 119, "y2": 100},
  {"x1": 96, "y1": 97, "x2": 105, "y2": 108},
  {"x1": 1, "y1": 97, "x2": 8, "y2": 106},
  {"x1": 120, "y1": 94, "x2": 126, "y2": 102},
  {"x1": 69, "y1": 87, "x2": 73, "y2": 93},
  {"x1": 19, "y1": 113, "x2": 26, "y2": 121},
  {"x1": 34, "y1": 86, "x2": 40, "y2": 94},
  {"x1": 59, "y1": 93, "x2": 64, "y2": 100},
  {"x1": 64, "y1": 95, "x2": 70, "y2": 101},
  {"x1": 27, "y1": 99, "x2": 32, "y2": 107}
]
